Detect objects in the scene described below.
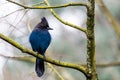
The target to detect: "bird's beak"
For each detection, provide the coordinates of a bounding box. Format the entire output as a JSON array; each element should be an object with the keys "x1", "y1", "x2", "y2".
[{"x1": 47, "y1": 27, "x2": 53, "y2": 30}]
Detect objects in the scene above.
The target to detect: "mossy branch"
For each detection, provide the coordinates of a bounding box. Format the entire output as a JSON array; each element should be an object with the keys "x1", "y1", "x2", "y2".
[
  {"x1": 0, "y1": 33, "x2": 87, "y2": 77},
  {"x1": 86, "y1": 0, "x2": 98, "y2": 80}
]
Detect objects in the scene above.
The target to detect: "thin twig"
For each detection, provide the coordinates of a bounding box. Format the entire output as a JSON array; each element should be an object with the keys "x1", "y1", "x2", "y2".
[
  {"x1": 32, "y1": 1, "x2": 46, "y2": 6},
  {"x1": 47, "y1": 63, "x2": 65, "y2": 80},
  {"x1": 0, "y1": 9, "x2": 24, "y2": 18}
]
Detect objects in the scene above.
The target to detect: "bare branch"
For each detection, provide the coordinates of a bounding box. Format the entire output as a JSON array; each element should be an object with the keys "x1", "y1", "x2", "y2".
[
  {"x1": 47, "y1": 63, "x2": 65, "y2": 80},
  {"x1": 97, "y1": 0, "x2": 120, "y2": 38},
  {"x1": 0, "y1": 9, "x2": 24, "y2": 18},
  {"x1": 97, "y1": 62, "x2": 120, "y2": 67},
  {"x1": 1, "y1": 54, "x2": 120, "y2": 68},
  {"x1": 7, "y1": 0, "x2": 89, "y2": 9},
  {"x1": 32, "y1": 1, "x2": 46, "y2": 6}
]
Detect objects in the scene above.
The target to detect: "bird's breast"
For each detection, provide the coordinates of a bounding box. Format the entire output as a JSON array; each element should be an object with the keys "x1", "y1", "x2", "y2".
[{"x1": 29, "y1": 30, "x2": 51, "y2": 54}]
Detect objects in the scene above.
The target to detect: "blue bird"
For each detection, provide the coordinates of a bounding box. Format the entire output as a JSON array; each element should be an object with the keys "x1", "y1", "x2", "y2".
[{"x1": 29, "y1": 17, "x2": 53, "y2": 77}]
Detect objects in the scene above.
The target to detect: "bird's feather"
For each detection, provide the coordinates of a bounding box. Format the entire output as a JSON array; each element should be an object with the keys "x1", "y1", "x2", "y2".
[{"x1": 29, "y1": 17, "x2": 52, "y2": 77}]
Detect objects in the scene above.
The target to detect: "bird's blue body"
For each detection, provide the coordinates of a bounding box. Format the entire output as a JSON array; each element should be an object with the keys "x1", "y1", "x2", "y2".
[
  {"x1": 29, "y1": 17, "x2": 52, "y2": 77},
  {"x1": 29, "y1": 29, "x2": 51, "y2": 54}
]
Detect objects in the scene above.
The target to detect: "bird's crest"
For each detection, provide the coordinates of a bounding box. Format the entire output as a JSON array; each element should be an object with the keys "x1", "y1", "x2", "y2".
[
  {"x1": 35, "y1": 17, "x2": 53, "y2": 30},
  {"x1": 40, "y1": 17, "x2": 49, "y2": 27}
]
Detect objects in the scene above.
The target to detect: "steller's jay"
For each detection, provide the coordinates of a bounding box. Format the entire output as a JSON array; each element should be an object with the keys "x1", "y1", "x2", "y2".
[{"x1": 29, "y1": 17, "x2": 53, "y2": 77}]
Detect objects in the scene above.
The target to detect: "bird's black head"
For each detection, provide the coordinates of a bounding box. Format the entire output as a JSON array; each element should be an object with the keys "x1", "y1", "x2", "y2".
[{"x1": 36, "y1": 17, "x2": 53, "y2": 30}]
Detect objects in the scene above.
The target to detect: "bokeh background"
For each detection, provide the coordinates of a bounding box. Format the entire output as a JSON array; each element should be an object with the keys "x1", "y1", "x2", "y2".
[{"x1": 0, "y1": 0, "x2": 120, "y2": 80}]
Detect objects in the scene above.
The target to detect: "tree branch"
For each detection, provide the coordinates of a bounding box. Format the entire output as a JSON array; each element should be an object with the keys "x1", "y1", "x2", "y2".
[
  {"x1": 44, "y1": 0, "x2": 87, "y2": 33},
  {"x1": 47, "y1": 63, "x2": 65, "y2": 80},
  {"x1": 0, "y1": 9, "x2": 24, "y2": 19},
  {"x1": 97, "y1": 62, "x2": 120, "y2": 67},
  {"x1": 86, "y1": 0, "x2": 98, "y2": 80},
  {"x1": 97, "y1": 0, "x2": 120, "y2": 38},
  {"x1": 0, "y1": 33, "x2": 87, "y2": 77},
  {"x1": 6, "y1": 0, "x2": 89, "y2": 9},
  {"x1": 0, "y1": 54, "x2": 65, "y2": 80},
  {"x1": 1, "y1": 54, "x2": 120, "y2": 68}
]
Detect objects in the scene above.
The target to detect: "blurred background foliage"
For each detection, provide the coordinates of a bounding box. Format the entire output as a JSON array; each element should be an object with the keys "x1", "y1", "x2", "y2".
[{"x1": 0, "y1": 0, "x2": 120, "y2": 80}]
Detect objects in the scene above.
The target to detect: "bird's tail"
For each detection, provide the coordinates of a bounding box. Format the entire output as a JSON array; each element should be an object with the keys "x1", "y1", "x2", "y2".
[{"x1": 35, "y1": 58, "x2": 44, "y2": 77}]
